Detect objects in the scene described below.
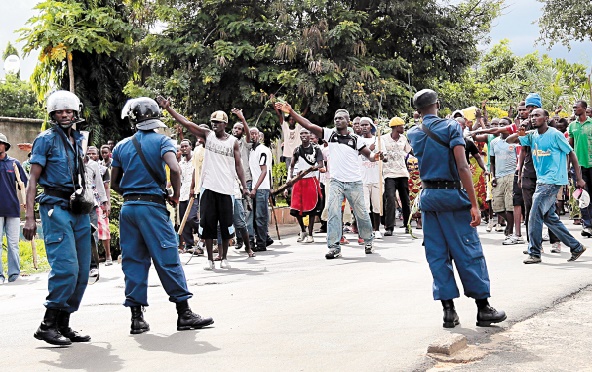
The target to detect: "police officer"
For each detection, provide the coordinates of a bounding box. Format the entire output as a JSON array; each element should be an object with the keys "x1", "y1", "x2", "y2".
[
  {"x1": 24, "y1": 90, "x2": 92, "y2": 346},
  {"x1": 111, "y1": 97, "x2": 213, "y2": 334},
  {"x1": 407, "y1": 89, "x2": 506, "y2": 328}
]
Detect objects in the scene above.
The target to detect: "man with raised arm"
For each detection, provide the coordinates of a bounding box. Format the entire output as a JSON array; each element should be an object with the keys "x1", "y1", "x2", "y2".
[
  {"x1": 157, "y1": 97, "x2": 249, "y2": 270},
  {"x1": 275, "y1": 103, "x2": 381, "y2": 259}
]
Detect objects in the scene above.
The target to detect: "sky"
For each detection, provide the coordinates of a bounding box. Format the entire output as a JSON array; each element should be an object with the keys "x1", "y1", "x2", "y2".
[{"x1": 1, "y1": 0, "x2": 591, "y2": 80}]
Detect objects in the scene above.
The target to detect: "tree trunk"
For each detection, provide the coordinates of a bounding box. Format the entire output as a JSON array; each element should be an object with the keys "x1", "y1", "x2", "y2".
[{"x1": 67, "y1": 52, "x2": 75, "y2": 93}]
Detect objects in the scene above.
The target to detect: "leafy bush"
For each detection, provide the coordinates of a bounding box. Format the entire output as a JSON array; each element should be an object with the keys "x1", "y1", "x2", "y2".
[{"x1": 2, "y1": 237, "x2": 48, "y2": 274}]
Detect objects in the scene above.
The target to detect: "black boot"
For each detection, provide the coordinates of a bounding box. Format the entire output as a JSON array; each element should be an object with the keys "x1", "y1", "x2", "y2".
[
  {"x1": 57, "y1": 311, "x2": 91, "y2": 342},
  {"x1": 441, "y1": 300, "x2": 459, "y2": 328},
  {"x1": 130, "y1": 306, "x2": 150, "y2": 335},
  {"x1": 34, "y1": 309, "x2": 72, "y2": 346},
  {"x1": 176, "y1": 301, "x2": 214, "y2": 331},
  {"x1": 476, "y1": 299, "x2": 507, "y2": 327}
]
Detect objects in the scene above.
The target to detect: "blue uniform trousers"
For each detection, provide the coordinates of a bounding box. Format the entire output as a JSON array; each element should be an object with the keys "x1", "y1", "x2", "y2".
[
  {"x1": 422, "y1": 209, "x2": 490, "y2": 301},
  {"x1": 39, "y1": 203, "x2": 91, "y2": 313},
  {"x1": 120, "y1": 202, "x2": 193, "y2": 307}
]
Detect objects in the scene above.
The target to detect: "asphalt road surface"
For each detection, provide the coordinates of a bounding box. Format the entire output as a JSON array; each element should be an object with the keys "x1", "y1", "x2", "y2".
[{"x1": 2, "y1": 218, "x2": 592, "y2": 371}]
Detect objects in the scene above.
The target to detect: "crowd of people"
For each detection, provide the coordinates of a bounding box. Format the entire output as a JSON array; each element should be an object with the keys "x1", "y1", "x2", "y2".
[{"x1": 2, "y1": 85, "x2": 592, "y2": 345}]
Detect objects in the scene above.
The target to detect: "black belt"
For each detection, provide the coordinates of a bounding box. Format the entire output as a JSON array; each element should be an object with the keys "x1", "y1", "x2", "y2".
[
  {"x1": 123, "y1": 193, "x2": 166, "y2": 205},
  {"x1": 422, "y1": 180, "x2": 462, "y2": 190},
  {"x1": 44, "y1": 188, "x2": 72, "y2": 200}
]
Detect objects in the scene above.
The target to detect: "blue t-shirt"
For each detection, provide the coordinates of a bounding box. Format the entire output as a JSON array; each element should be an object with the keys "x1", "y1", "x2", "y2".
[
  {"x1": 518, "y1": 127, "x2": 571, "y2": 185},
  {"x1": 112, "y1": 130, "x2": 176, "y2": 196},
  {"x1": 0, "y1": 156, "x2": 28, "y2": 217},
  {"x1": 407, "y1": 114, "x2": 472, "y2": 211},
  {"x1": 489, "y1": 137, "x2": 518, "y2": 178},
  {"x1": 30, "y1": 127, "x2": 85, "y2": 206}
]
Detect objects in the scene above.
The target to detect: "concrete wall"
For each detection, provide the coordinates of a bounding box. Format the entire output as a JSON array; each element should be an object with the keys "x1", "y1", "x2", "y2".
[{"x1": 0, "y1": 117, "x2": 44, "y2": 163}]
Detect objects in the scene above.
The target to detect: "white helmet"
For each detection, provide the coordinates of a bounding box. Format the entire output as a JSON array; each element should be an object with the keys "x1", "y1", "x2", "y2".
[
  {"x1": 47, "y1": 90, "x2": 82, "y2": 114},
  {"x1": 46, "y1": 90, "x2": 84, "y2": 128}
]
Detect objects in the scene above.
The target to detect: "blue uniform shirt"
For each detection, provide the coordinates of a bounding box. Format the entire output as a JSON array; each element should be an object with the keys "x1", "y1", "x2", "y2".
[
  {"x1": 0, "y1": 156, "x2": 28, "y2": 217},
  {"x1": 112, "y1": 130, "x2": 176, "y2": 196},
  {"x1": 519, "y1": 127, "x2": 571, "y2": 186},
  {"x1": 407, "y1": 114, "x2": 471, "y2": 211},
  {"x1": 30, "y1": 127, "x2": 84, "y2": 206}
]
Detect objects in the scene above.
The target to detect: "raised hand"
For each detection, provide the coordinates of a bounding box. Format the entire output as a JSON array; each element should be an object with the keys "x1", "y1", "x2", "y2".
[{"x1": 156, "y1": 96, "x2": 170, "y2": 109}]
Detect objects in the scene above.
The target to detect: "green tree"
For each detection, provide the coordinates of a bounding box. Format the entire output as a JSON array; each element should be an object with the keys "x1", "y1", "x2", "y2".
[
  {"x1": 18, "y1": 0, "x2": 132, "y2": 95},
  {"x1": 538, "y1": 0, "x2": 592, "y2": 46},
  {"x1": 436, "y1": 40, "x2": 590, "y2": 115},
  {"x1": 127, "y1": 0, "x2": 501, "y2": 141},
  {"x1": 2, "y1": 42, "x2": 19, "y2": 60},
  {"x1": 18, "y1": 0, "x2": 139, "y2": 145},
  {"x1": 0, "y1": 75, "x2": 44, "y2": 119}
]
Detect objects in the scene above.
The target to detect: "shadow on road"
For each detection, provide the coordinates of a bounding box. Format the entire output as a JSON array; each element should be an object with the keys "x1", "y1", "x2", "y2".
[
  {"x1": 39, "y1": 342, "x2": 124, "y2": 371},
  {"x1": 132, "y1": 330, "x2": 220, "y2": 355}
]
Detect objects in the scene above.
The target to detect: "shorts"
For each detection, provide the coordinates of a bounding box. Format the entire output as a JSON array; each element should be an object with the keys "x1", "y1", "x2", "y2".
[
  {"x1": 290, "y1": 177, "x2": 321, "y2": 216},
  {"x1": 97, "y1": 207, "x2": 111, "y2": 240},
  {"x1": 199, "y1": 189, "x2": 234, "y2": 240},
  {"x1": 512, "y1": 171, "x2": 524, "y2": 207},
  {"x1": 492, "y1": 174, "x2": 513, "y2": 213}
]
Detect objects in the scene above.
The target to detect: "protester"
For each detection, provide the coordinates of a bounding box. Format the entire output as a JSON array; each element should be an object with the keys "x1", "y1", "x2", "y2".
[
  {"x1": 359, "y1": 117, "x2": 383, "y2": 238},
  {"x1": 230, "y1": 108, "x2": 253, "y2": 251},
  {"x1": 99, "y1": 144, "x2": 114, "y2": 262},
  {"x1": 178, "y1": 139, "x2": 199, "y2": 253},
  {"x1": 381, "y1": 117, "x2": 412, "y2": 235},
  {"x1": 507, "y1": 108, "x2": 587, "y2": 264},
  {"x1": 288, "y1": 128, "x2": 325, "y2": 243},
  {"x1": 277, "y1": 103, "x2": 382, "y2": 259},
  {"x1": 87, "y1": 146, "x2": 111, "y2": 265},
  {"x1": 274, "y1": 99, "x2": 302, "y2": 170},
  {"x1": 0, "y1": 133, "x2": 27, "y2": 284},
  {"x1": 112, "y1": 96, "x2": 214, "y2": 333},
  {"x1": 249, "y1": 127, "x2": 273, "y2": 251},
  {"x1": 568, "y1": 100, "x2": 592, "y2": 238},
  {"x1": 489, "y1": 118, "x2": 522, "y2": 244},
  {"x1": 24, "y1": 90, "x2": 92, "y2": 346},
  {"x1": 160, "y1": 98, "x2": 249, "y2": 270},
  {"x1": 407, "y1": 89, "x2": 506, "y2": 328},
  {"x1": 84, "y1": 151, "x2": 108, "y2": 279}
]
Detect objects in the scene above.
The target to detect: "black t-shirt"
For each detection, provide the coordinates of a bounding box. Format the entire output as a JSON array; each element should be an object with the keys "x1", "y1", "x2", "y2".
[{"x1": 465, "y1": 138, "x2": 480, "y2": 163}]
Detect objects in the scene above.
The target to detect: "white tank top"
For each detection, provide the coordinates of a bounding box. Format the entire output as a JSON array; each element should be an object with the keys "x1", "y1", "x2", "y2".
[{"x1": 201, "y1": 131, "x2": 237, "y2": 195}]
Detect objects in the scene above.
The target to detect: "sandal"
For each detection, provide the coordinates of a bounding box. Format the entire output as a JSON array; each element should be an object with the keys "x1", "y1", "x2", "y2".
[
  {"x1": 213, "y1": 256, "x2": 222, "y2": 261},
  {"x1": 248, "y1": 251, "x2": 256, "y2": 257}
]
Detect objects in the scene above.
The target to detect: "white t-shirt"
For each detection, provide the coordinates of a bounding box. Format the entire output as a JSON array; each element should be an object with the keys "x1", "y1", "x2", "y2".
[
  {"x1": 201, "y1": 131, "x2": 237, "y2": 195},
  {"x1": 179, "y1": 154, "x2": 194, "y2": 201},
  {"x1": 322, "y1": 128, "x2": 366, "y2": 183},
  {"x1": 381, "y1": 133, "x2": 412, "y2": 179},
  {"x1": 282, "y1": 122, "x2": 302, "y2": 157},
  {"x1": 250, "y1": 143, "x2": 272, "y2": 190},
  {"x1": 359, "y1": 136, "x2": 380, "y2": 184}
]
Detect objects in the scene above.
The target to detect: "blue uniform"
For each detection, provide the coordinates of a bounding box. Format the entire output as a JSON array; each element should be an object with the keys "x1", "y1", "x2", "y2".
[
  {"x1": 30, "y1": 127, "x2": 91, "y2": 313},
  {"x1": 407, "y1": 115, "x2": 490, "y2": 301},
  {"x1": 112, "y1": 130, "x2": 192, "y2": 307}
]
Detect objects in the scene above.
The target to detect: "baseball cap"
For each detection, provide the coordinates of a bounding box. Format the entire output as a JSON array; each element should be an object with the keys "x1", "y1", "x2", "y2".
[{"x1": 210, "y1": 110, "x2": 228, "y2": 123}]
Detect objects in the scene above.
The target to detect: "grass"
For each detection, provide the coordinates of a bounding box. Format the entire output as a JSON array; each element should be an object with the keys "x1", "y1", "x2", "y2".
[{"x1": 2, "y1": 237, "x2": 49, "y2": 275}]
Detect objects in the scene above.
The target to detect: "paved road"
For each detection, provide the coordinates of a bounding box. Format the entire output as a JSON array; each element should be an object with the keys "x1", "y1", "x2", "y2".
[{"x1": 2, "y1": 218, "x2": 592, "y2": 371}]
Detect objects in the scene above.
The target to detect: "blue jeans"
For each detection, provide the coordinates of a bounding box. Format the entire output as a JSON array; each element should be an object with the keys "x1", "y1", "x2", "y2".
[
  {"x1": 0, "y1": 217, "x2": 20, "y2": 280},
  {"x1": 527, "y1": 183, "x2": 584, "y2": 257},
  {"x1": 326, "y1": 180, "x2": 374, "y2": 249},
  {"x1": 250, "y1": 189, "x2": 270, "y2": 248}
]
